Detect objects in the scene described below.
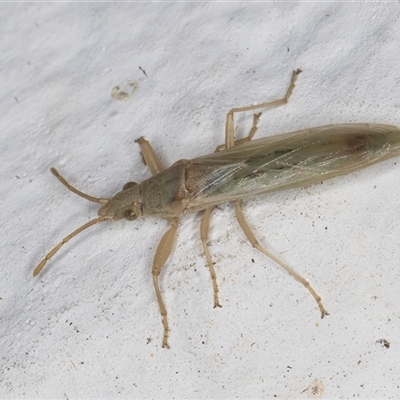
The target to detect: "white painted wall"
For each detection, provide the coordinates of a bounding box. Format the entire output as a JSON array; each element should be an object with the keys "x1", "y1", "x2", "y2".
[{"x1": 1, "y1": 3, "x2": 399, "y2": 398}]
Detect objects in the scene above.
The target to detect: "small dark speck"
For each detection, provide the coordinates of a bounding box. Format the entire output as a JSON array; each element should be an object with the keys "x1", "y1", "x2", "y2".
[
  {"x1": 377, "y1": 338, "x2": 390, "y2": 348},
  {"x1": 251, "y1": 258, "x2": 255, "y2": 263},
  {"x1": 139, "y1": 66, "x2": 148, "y2": 78}
]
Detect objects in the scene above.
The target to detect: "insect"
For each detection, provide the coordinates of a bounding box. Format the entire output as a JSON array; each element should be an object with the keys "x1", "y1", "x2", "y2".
[{"x1": 34, "y1": 70, "x2": 400, "y2": 348}]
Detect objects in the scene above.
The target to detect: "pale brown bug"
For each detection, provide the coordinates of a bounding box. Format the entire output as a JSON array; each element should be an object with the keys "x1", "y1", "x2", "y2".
[{"x1": 35, "y1": 70, "x2": 400, "y2": 347}]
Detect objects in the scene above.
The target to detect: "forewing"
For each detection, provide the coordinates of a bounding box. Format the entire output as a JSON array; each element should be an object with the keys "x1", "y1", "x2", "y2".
[{"x1": 186, "y1": 124, "x2": 400, "y2": 209}]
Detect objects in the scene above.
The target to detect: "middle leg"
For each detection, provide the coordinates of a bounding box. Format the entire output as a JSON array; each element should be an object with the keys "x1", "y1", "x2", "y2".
[
  {"x1": 200, "y1": 207, "x2": 222, "y2": 308},
  {"x1": 201, "y1": 70, "x2": 301, "y2": 310}
]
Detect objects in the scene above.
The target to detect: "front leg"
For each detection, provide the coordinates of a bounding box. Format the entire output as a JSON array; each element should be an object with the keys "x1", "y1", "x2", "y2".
[
  {"x1": 152, "y1": 218, "x2": 179, "y2": 348},
  {"x1": 135, "y1": 137, "x2": 165, "y2": 175}
]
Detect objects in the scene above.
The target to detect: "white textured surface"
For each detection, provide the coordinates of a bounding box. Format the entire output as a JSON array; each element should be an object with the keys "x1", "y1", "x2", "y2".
[{"x1": 1, "y1": 3, "x2": 400, "y2": 399}]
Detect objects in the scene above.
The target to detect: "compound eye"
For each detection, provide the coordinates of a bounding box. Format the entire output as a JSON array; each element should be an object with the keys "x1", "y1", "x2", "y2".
[
  {"x1": 123, "y1": 181, "x2": 137, "y2": 191},
  {"x1": 124, "y1": 209, "x2": 137, "y2": 221}
]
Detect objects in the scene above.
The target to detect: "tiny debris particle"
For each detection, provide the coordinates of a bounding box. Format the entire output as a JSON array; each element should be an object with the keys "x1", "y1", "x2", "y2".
[
  {"x1": 111, "y1": 81, "x2": 138, "y2": 101},
  {"x1": 306, "y1": 380, "x2": 325, "y2": 399},
  {"x1": 377, "y1": 338, "x2": 390, "y2": 348},
  {"x1": 139, "y1": 66, "x2": 148, "y2": 78}
]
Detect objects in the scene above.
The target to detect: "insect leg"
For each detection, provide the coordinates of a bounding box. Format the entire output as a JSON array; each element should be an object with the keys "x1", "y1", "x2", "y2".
[
  {"x1": 200, "y1": 207, "x2": 222, "y2": 308},
  {"x1": 198, "y1": 73, "x2": 301, "y2": 310},
  {"x1": 234, "y1": 200, "x2": 327, "y2": 319},
  {"x1": 202, "y1": 84, "x2": 272, "y2": 304},
  {"x1": 152, "y1": 218, "x2": 179, "y2": 348},
  {"x1": 225, "y1": 69, "x2": 301, "y2": 149},
  {"x1": 215, "y1": 112, "x2": 262, "y2": 152},
  {"x1": 135, "y1": 137, "x2": 165, "y2": 175}
]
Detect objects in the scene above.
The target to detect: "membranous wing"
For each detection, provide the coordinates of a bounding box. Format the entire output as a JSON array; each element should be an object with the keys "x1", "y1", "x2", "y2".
[{"x1": 184, "y1": 124, "x2": 400, "y2": 211}]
